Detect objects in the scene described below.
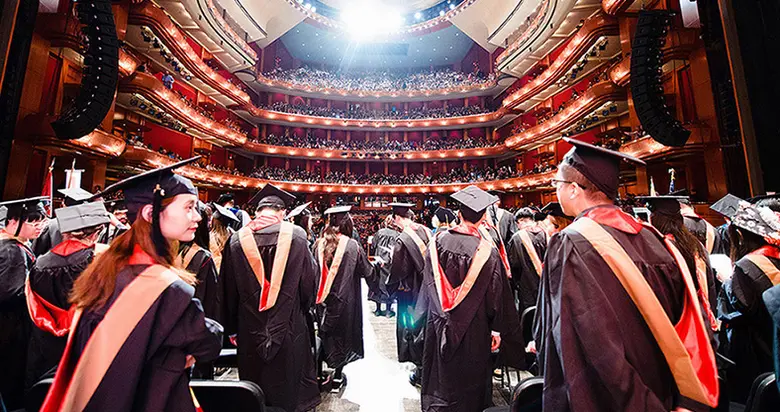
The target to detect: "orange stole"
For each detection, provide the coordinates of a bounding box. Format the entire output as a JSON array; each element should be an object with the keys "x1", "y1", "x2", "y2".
[
  {"x1": 403, "y1": 225, "x2": 429, "y2": 259},
  {"x1": 430, "y1": 232, "x2": 493, "y2": 312},
  {"x1": 516, "y1": 229, "x2": 543, "y2": 277},
  {"x1": 316, "y1": 235, "x2": 350, "y2": 304},
  {"x1": 478, "y1": 224, "x2": 511, "y2": 276},
  {"x1": 570, "y1": 217, "x2": 719, "y2": 407},
  {"x1": 238, "y1": 221, "x2": 294, "y2": 311},
  {"x1": 744, "y1": 254, "x2": 780, "y2": 285},
  {"x1": 41, "y1": 264, "x2": 180, "y2": 412}
]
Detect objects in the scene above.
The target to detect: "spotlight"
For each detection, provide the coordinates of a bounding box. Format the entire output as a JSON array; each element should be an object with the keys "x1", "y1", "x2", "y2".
[
  {"x1": 439, "y1": 10, "x2": 445, "y2": 16},
  {"x1": 415, "y1": 12, "x2": 422, "y2": 20},
  {"x1": 449, "y1": 3, "x2": 455, "y2": 10}
]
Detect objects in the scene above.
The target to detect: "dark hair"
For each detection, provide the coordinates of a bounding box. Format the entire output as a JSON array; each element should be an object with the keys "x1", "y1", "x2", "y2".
[
  {"x1": 559, "y1": 163, "x2": 611, "y2": 200},
  {"x1": 650, "y1": 211, "x2": 707, "y2": 285},
  {"x1": 323, "y1": 214, "x2": 354, "y2": 266},
  {"x1": 293, "y1": 210, "x2": 311, "y2": 238},
  {"x1": 729, "y1": 224, "x2": 768, "y2": 261},
  {"x1": 460, "y1": 208, "x2": 485, "y2": 224},
  {"x1": 394, "y1": 209, "x2": 414, "y2": 219},
  {"x1": 514, "y1": 207, "x2": 535, "y2": 220},
  {"x1": 186, "y1": 203, "x2": 211, "y2": 251},
  {"x1": 254, "y1": 204, "x2": 284, "y2": 215}
]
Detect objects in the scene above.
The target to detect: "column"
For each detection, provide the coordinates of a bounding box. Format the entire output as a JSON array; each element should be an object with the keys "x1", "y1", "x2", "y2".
[
  {"x1": 464, "y1": 97, "x2": 469, "y2": 107},
  {"x1": 346, "y1": 163, "x2": 350, "y2": 174},
  {"x1": 384, "y1": 163, "x2": 388, "y2": 174},
  {"x1": 346, "y1": 131, "x2": 351, "y2": 142},
  {"x1": 285, "y1": 158, "x2": 290, "y2": 168},
  {"x1": 284, "y1": 94, "x2": 290, "y2": 103},
  {"x1": 326, "y1": 130, "x2": 331, "y2": 141},
  {"x1": 403, "y1": 131, "x2": 408, "y2": 142},
  {"x1": 306, "y1": 160, "x2": 311, "y2": 172},
  {"x1": 365, "y1": 163, "x2": 369, "y2": 174},
  {"x1": 261, "y1": 124, "x2": 267, "y2": 137},
  {"x1": 384, "y1": 131, "x2": 389, "y2": 143},
  {"x1": 404, "y1": 163, "x2": 408, "y2": 176}
]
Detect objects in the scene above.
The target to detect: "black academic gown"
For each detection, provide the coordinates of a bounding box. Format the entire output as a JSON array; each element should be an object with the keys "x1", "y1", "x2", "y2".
[
  {"x1": 32, "y1": 219, "x2": 62, "y2": 257},
  {"x1": 417, "y1": 229, "x2": 524, "y2": 412},
  {"x1": 98, "y1": 224, "x2": 127, "y2": 245},
  {"x1": 220, "y1": 223, "x2": 321, "y2": 412},
  {"x1": 488, "y1": 206, "x2": 518, "y2": 246},
  {"x1": 26, "y1": 245, "x2": 95, "y2": 388},
  {"x1": 0, "y1": 238, "x2": 35, "y2": 409},
  {"x1": 367, "y1": 227, "x2": 401, "y2": 306},
  {"x1": 719, "y1": 253, "x2": 779, "y2": 403},
  {"x1": 183, "y1": 247, "x2": 220, "y2": 322},
  {"x1": 313, "y1": 238, "x2": 373, "y2": 369},
  {"x1": 67, "y1": 263, "x2": 222, "y2": 411},
  {"x1": 762, "y1": 283, "x2": 780, "y2": 393},
  {"x1": 537, "y1": 206, "x2": 691, "y2": 412},
  {"x1": 507, "y1": 228, "x2": 548, "y2": 312},
  {"x1": 388, "y1": 225, "x2": 430, "y2": 364},
  {"x1": 715, "y1": 223, "x2": 731, "y2": 256},
  {"x1": 684, "y1": 215, "x2": 720, "y2": 254}
]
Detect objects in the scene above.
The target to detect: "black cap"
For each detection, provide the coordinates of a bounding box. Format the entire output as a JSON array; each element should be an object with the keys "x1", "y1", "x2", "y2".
[
  {"x1": 731, "y1": 203, "x2": 780, "y2": 245},
  {"x1": 562, "y1": 137, "x2": 645, "y2": 199},
  {"x1": 216, "y1": 193, "x2": 235, "y2": 205},
  {"x1": 540, "y1": 202, "x2": 568, "y2": 218},
  {"x1": 434, "y1": 206, "x2": 457, "y2": 225},
  {"x1": 55, "y1": 201, "x2": 110, "y2": 233},
  {"x1": 0, "y1": 196, "x2": 49, "y2": 221},
  {"x1": 450, "y1": 185, "x2": 498, "y2": 214},
  {"x1": 710, "y1": 194, "x2": 748, "y2": 219},
  {"x1": 637, "y1": 196, "x2": 688, "y2": 216},
  {"x1": 92, "y1": 156, "x2": 200, "y2": 223},
  {"x1": 286, "y1": 201, "x2": 312, "y2": 220},
  {"x1": 248, "y1": 184, "x2": 296, "y2": 210},
  {"x1": 105, "y1": 198, "x2": 126, "y2": 212},
  {"x1": 58, "y1": 188, "x2": 94, "y2": 206},
  {"x1": 389, "y1": 202, "x2": 415, "y2": 216},
  {"x1": 514, "y1": 207, "x2": 535, "y2": 220},
  {"x1": 488, "y1": 189, "x2": 505, "y2": 196},
  {"x1": 212, "y1": 203, "x2": 239, "y2": 223}
]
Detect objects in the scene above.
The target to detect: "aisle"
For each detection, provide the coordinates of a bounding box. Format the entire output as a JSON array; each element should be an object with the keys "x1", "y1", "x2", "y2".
[{"x1": 319, "y1": 281, "x2": 421, "y2": 412}]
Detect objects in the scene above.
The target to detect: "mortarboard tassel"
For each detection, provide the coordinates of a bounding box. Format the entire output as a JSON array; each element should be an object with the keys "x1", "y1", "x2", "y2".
[{"x1": 151, "y1": 184, "x2": 168, "y2": 259}]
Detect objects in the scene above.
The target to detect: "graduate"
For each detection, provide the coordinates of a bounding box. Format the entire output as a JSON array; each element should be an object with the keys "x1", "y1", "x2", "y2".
[
  {"x1": 98, "y1": 197, "x2": 130, "y2": 245},
  {"x1": 417, "y1": 185, "x2": 524, "y2": 412},
  {"x1": 286, "y1": 201, "x2": 316, "y2": 248},
  {"x1": 386, "y1": 202, "x2": 432, "y2": 383},
  {"x1": 0, "y1": 196, "x2": 47, "y2": 410},
  {"x1": 507, "y1": 206, "x2": 549, "y2": 313},
  {"x1": 32, "y1": 188, "x2": 92, "y2": 256},
  {"x1": 540, "y1": 202, "x2": 572, "y2": 236},
  {"x1": 368, "y1": 214, "x2": 401, "y2": 317},
  {"x1": 26, "y1": 201, "x2": 110, "y2": 389},
  {"x1": 537, "y1": 138, "x2": 718, "y2": 411},
  {"x1": 178, "y1": 202, "x2": 220, "y2": 320},
  {"x1": 40, "y1": 157, "x2": 223, "y2": 412},
  {"x1": 487, "y1": 190, "x2": 518, "y2": 246},
  {"x1": 312, "y1": 205, "x2": 374, "y2": 390},
  {"x1": 715, "y1": 197, "x2": 780, "y2": 403},
  {"x1": 208, "y1": 202, "x2": 238, "y2": 270},
  {"x1": 677, "y1": 194, "x2": 721, "y2": 255},
  {"x1": 219, "y1": 184, "x2": 321, "y2": 412},
  {"x1": 431, "y1": 206, "x2": 457, "y2": 233}
]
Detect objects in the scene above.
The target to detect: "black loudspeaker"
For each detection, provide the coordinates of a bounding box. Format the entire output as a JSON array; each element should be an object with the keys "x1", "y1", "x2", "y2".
[
  {"x1": 50, "y1": 0, "x2": 119, "y2": 140},
  {"x1": 630, "y1": 11, "x2": 691, "y2": 147}
]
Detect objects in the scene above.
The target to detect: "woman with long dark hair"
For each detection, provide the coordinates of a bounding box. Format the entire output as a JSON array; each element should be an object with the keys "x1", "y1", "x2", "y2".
[
  {"x1": 178, "y1": 202, "x2": 219, "y2": 320},
  {"x1": 287, "y1": 201, "x2": 315, "y2": 248},
  {"x1": 209, "y1": 203, "x2": 238, "y2": 270},
  {"x1": 717, "y1": 200, "x2": 780, "y2": 403},
  {"x1": 312, "y1": 205, "x2": 373, "y2": 391},
  {"x1": 41, "y1": 158, "x2": 222, "y2": 412}
]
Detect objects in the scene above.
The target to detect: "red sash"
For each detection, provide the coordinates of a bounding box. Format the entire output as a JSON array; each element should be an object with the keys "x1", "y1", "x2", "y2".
[
  {"x1": 41, "y1": 248, "x2": 181, "y2": 412},
  {"x1": 238, "y1": 220, "x2": 294, "y2": 312},
  {"x1": 430, "y1": 229, "x2": 493, "y2": 311},
  {"x1": 745, "y1": 246, "x2": 780, "y2": 285},
  {"x1": 25, "y1": 276, "x2": 73, "y2": 337}
]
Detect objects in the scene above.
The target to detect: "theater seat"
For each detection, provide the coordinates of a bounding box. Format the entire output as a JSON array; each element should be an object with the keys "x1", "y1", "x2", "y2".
[
  {"x1": 26, "y1": 377, "x2": 53, "y2": 412},
  {"x1": 744, "y1": 372, "x2": 780, "y2": 412},
  {"x1": 483, "y1": 376, "x2": 544, "y2": 412},
  {"x1": 190, "y1": 380, "x2": 285, "y2": 412},
  {"x1": 213, "y1": 348, "x2": 237, "y2": 368}
]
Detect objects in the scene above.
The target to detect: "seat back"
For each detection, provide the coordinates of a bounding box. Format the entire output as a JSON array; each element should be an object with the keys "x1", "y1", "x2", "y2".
[
  {"x1": 745, "y1": 373, "x2": 780, "y2": 412},
  {"x1": 511, "y1": 376, "x2": 544, "y2": 412},
  {"x1": 520, "y1": 306, "x2": 537, "y2": 344},
  {"x1": 190, "y1": 380, "x2": 267, "y2": 412},
  {"x1": 26, "y1": 378, "x2": 53, "y2": 412}
]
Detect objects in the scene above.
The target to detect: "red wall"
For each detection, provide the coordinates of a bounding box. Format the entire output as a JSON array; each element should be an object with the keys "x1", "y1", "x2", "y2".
[
  {"x1": 460, "y1": 43, "x2": 490, "y2": 75},
  {"x1": 143, "y1": 124, "x2": 192, "y2": 159},
  {"x1": 211, "y1": 146, "x2": 226, "y2": 166}
]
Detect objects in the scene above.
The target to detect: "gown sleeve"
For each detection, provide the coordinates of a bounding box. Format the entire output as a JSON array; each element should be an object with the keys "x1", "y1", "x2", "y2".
[
  {"x1": 164, "y1": 298, "x2": 223, "y2": 364},
  {"x1": 0, "y1": 243, "x2": 27, "y2": 303},
  {"x1": 198, "y1": 254, "x2": 221, "y2": 323},
  {"x1": 730, "y1": 263, "x2": 763, "y2": 318},
  {"x1": 487, "y1": 258, "x2": 525, "y2": 369},
  {"x1": 299, "y1": 241, "x2": 317, "y2": 312},
  {"x1": 218, "y1": 238, "x2": 239, "y2": 338}
]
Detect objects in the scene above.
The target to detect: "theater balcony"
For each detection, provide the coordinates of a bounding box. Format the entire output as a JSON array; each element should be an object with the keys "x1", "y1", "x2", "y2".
[
  {"x1": 619, "y1": 126, "x2": 708, "y2": 161},
  {"x1": 501, "y1": 13, "x2": 620, "y2": 110},
  {"x1": 121, "y1": 145, "x2": 552, "y2": 194},
  {"x1": 127, "y1": 2, "x2": 253, "y2": 107},
  {"x1": 18, "y1": 115, "x2": 126, "y2": 159},
  {"x1": 504, "y1": 80, "x2": 626, "y2": 149},
  {"x1": 242, "y1": 141, "x2": 510, "y2": 161},
  {"x1": 117, "y1": 71, "x2": 248, "y2": 147}
]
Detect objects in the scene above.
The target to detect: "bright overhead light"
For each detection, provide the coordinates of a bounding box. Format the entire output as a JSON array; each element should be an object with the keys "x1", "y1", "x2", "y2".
[
  {"x1": 311, "y1": 6, "x2": 316, "y2": 12},
  {"x1": 439, "y1": 10, "x2": 445, "y2": 16},
  {"x1": 341, "y1": 2, "x2": 404, "y2": 39},
  {"x1": 414, "y1": 12, "x2": 422, "y2": 20}
]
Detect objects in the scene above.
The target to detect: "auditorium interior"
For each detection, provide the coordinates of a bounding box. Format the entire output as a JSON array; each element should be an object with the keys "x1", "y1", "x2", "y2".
[{"x1": 1, "y1": 0, "x2": 779, "y2": 411}]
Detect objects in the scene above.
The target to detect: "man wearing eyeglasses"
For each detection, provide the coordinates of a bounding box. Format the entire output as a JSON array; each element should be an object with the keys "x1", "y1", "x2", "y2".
[{"x1": 535, "y1": 138, "x2": 719, "y2": 412}]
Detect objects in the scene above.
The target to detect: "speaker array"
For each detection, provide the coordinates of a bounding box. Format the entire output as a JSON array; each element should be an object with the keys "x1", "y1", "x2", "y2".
[
  {"x1": 630, "y1": 10, "x2": 691, "y2": 147},
  {"x1": 50, "y1": 0, "x2": 119, "y2": 140}
]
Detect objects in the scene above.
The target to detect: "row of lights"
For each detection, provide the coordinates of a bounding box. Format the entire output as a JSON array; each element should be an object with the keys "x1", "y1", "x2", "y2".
[
  {"x1": 203, "y1": 0, "x2": 258, "y2": 60},
  {"x1": 252, "y1": 144, "x2": 499, "y2": 159},
  {"x1": 506, "y1": 90, "x2": 601, "y2": 147},
  {"x1": 495, "y1": 0, "x2": 551, "y2": 67},
  {"x1": 256, "y1": 109, "x2": 497, "y2": 128}
]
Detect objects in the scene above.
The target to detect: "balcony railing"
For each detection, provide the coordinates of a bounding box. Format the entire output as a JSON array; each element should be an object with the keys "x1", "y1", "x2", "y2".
[
  {"x1": 201, "y1": 0, "x2": 257, "y2": 60},
  {"x1": 21, "y1": 114, "x2": 126, "y2": 158},
  {"x1": 619, "y1": 127, "x2": 707, "y2": 160},
  {"x1": 244, "y1": 141, "x2": 509, "y2": 161},
  {"x1": 502, "y1": 13, "x2": 619, "y2": 109},
  {"x1": 123, "y1": 146, "x2": 553, "y2": 194},
  {"x1": 495, "y1": 0, "x2": 551, "y2": 68},
  {"x1": 119, "y1": 72, "x2": 247, "y2": 146},
  {"x1": 504, "y1": 81, "x2": 626, "y2": 148}
]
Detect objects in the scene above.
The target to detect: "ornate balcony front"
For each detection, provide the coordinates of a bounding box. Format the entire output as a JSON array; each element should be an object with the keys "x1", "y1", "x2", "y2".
[
  {"x1": 123, "y1": 146, "x2": 553, "y2": 194},
  {"x1": 119, "y1": 72, "x2": 247, "y2": 146},
  {"x1": 21, "y1": 114, "x2": 126, "y2": 158},
  {"x1": 619, "y1": 127, "x2": 708, "y2": 161},
  {"x1": 502, "y1": 13, "x2": 619, "y2": 109},
  {"x1": 504, "y1": 81, "x2": 626, "y2": 149},
  {"x1": 243, "y1": 141, "x2": 510, "y2": 161}
]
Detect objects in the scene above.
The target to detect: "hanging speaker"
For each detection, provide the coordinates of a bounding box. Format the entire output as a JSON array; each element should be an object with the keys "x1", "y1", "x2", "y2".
[
  {"x1": 630, "y1": 10, "x2": 691, "y2": 147},
  {"x1": 50, "y1": 0, "x2": 119, "y2": 140}
]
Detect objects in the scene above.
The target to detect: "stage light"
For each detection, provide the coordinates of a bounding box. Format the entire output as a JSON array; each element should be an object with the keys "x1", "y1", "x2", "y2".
[
  {"x1": 415, "y1": 12, "x2": 422, "y2": 20},
  {"x1": 341, "y1": 3, "x2": 403, "y2": 38}
]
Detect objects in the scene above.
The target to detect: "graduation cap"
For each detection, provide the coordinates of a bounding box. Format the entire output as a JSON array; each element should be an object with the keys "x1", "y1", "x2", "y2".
[
  {"x1": 389, "y1": 202, "x2": 415, "y2": 216},
  {"x1": 105, "y1": 197, "x2": 126, "y2": 212},
  {"x1": 514, "y1": 207, "x2": 536, "y2": 220},
  {"x1": 540, "y1": 202, "x2": 568, "y2": 218},
  {"x1": 434, "y1": 206, "x2": 457, "y2": 225},
  {"x1": 0, "y1": 196, "x2": 49, "y2": 236},
  {"x1": 55, "y1": 201, "x2": 110, "y2": 233},
  {"x1": 216, "y1": 192, "x2": 235, "y2": 205},
  {"x1": 669, "y1": 189, "x2": 692, "y2": 205},
  {"x1": 286, "y1": 201, "x2": 312, "y2": 220},
  {"x1": 710, "y1": 194, "x2": 749, "y2": 219},
  {"x1": 248, "y1": 184, "x2": 296, "y2": 210},
  {"x1": 636, "y1": 196, "x2": 689, "y2": 216},
  {"x1": 450, "y1": 185, "x2": 497, "y2": 214},
  {"x1": 58, "y1": 187, "x2": 94, "y2": 206},
  {"x1": 562, "y1": 137, "x2": 645, "y2": 199},
  {"x1": 488, "y1": 189, "x2": 505, "y2": 198},
  {"x1": 212, "y1": 202, "x2": 239, "y2": 223},
  {"x1": 731, "y1": 203, "x2": 780, "y2": 246},
  {"x1": 0, "y1": 206, "x2": 7, "y2": 228},
  {"x1": 748, "y1": 193, "x2": 780, "y2": 211},
  {"x1": 324, "y1": 205, "x2": 352, "y2": 226}
]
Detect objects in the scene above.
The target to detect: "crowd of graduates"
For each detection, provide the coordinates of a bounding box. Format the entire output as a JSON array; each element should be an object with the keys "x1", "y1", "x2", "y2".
[{"x1": 0, "y1": 138, "x2": 779, "y2": 412}]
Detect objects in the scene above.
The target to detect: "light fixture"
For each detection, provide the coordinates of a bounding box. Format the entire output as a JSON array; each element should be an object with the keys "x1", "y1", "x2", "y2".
[{"x1": 415, "y1": 12, "x2": 422, "y2": 20}]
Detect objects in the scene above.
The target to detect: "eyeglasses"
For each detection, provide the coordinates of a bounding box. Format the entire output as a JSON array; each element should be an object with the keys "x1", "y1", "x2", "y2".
[{"x1": 552, "y1": 179, "x2": 587, "y2": 190}]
